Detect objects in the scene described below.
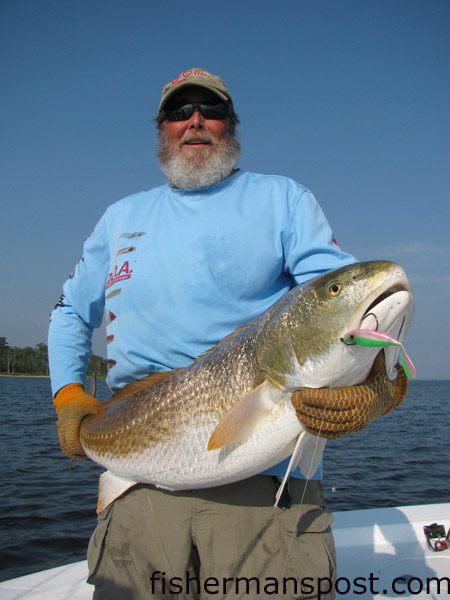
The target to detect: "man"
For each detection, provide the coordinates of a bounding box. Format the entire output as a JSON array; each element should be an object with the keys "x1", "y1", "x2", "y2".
[{"x1": 49, "y1": 68, "x2": 402, "y2": 599}]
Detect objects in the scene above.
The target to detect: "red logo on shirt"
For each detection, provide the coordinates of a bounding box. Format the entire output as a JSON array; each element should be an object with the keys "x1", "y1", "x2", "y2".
[{"x1": 105, "y1": 261, "x2": 133, "y2": 289}]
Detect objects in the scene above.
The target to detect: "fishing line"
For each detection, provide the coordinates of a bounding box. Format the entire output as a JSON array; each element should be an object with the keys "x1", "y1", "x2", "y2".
[
  {"x1": 146, "y1": 492, "x2": 178, "y2": 578},
  {"x1": 280, "y1": 339, "x2": 410, "y2": 582},
  {"x1": 281, "y1": 430, "x2": 327, "y2": 580},
  {"x1": 280, "y1": 357, "x2": 339, "y2": 584}
]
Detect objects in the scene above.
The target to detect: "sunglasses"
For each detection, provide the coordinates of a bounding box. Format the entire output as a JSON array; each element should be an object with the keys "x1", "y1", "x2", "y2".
[{"x1": 160, "y1": 102, "x2": 229, "y2": 122}]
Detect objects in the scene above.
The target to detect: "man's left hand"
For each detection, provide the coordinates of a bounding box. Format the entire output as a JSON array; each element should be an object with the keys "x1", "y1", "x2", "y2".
[{"x1": 291, "y1": 352, "x2": 408, "y2": 439}]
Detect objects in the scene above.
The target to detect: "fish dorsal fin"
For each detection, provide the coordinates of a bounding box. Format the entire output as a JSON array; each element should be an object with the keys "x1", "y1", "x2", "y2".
[
  {"x1": 97, "y1": 471, "x2": 136, "y2": 513},
  {"x1": 207, "y1": 381, "x2": 280, "y2": 450},
  {"x1": 197, "y1": 323, "x2": 251, "y2": 359},
  {"x1": 105, "y1": 370, "x2": 175, "y2": 405},
  {"x1": 88, "y1": 371, "x2": 97, "y2": 397}
]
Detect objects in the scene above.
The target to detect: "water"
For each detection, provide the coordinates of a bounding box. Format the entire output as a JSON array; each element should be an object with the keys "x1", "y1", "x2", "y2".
[{"x1": 0, "y1": 377, "x2": 449, "y2": 582}]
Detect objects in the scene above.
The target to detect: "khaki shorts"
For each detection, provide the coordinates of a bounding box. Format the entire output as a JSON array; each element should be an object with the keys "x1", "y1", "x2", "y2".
[{"x1": 87, "y1": 476, "x2": 335, "y2": 600}]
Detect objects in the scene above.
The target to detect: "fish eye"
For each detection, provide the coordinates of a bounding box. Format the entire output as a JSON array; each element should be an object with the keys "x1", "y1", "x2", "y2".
[{"x1": 328, "y1": 282, "x2": 342, "y2": 296}]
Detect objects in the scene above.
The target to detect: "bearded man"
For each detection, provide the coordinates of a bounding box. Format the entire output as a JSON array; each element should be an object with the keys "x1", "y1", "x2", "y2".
[{"x1": 49, "y1": 68, "x2": 401, "y2": 599}]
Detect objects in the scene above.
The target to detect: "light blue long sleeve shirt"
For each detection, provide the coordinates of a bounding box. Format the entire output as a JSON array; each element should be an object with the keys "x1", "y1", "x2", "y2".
[{"x1": 48, "y1": 170, "x2": 356, "y2": 479}]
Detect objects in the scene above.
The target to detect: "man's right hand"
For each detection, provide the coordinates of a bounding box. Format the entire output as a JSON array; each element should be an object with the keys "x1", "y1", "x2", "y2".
[{"x1": 53, "y1": 383, "x2": 103, "y2": 460}]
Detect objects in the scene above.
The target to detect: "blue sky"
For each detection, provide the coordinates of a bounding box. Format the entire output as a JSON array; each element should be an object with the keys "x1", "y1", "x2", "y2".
[{"x1": 1, "y1": 0, "x2": 449, "y2": 379}]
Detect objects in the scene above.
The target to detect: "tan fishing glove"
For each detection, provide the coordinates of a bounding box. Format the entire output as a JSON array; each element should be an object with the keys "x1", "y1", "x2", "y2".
[
  {"x1": 291, "y1": 352, "x2": 408, "y2": 439},
  {"x1": 53, "y1": 383, "x2": 103, "y2": 459}
]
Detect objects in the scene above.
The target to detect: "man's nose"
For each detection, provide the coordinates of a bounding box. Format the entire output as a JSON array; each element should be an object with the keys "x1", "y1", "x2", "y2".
[{"x1": 189, "y1": 108, "x2": 204, "y2": 128}]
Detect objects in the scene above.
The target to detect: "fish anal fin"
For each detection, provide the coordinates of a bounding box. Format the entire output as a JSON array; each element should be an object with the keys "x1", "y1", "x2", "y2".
[
  {"x1": 274, "y1": 432, "x2": 305, "y2": 507},
  {"x1": 207, "y1": 381, "x2": 279, "y2": 451},
  {"x1": 298, "y1": 432, "x2": 326, "y2": 479},
  {"x1": 97, "y1": 471, "x2": 136, "y2": 514},
  {"x1": 274, "y1": 432, "x2": 326, "y2": 506}
]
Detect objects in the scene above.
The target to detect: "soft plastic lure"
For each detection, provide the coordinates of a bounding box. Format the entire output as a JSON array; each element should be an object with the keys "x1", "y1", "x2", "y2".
[{"x1": 341, "y1": 329, "x2": 416, "y2": 379}]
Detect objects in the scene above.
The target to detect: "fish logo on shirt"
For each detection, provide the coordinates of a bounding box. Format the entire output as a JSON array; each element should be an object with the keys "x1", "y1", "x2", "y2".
[
  {"x1": 116, "y1": 246, "x2": 135, "y2": 257},
  {"x1": 119, "y1": 232, "x2": 146, "y2": 240}
]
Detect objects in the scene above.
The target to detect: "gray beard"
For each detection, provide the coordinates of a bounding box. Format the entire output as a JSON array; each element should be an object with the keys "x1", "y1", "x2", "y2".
[{"x1": 157, "y1": 130, "x2": 240, "y2": 190}]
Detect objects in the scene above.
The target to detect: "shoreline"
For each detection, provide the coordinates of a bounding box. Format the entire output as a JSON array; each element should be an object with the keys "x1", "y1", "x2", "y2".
[
  {"x1": 0, "y1": 374, "x2": 106, "y2": 380},
  {"x1": 0, "y1": 374, "x2": 50, "y2": 378}
]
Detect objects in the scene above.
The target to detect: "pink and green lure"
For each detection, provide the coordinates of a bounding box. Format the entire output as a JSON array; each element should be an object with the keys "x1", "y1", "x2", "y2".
[{"x1": 341, "y1": 329, "x2": 416, "y2": 379}]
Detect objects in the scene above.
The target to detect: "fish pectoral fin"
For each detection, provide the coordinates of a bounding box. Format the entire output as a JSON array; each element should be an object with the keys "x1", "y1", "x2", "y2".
[
  {"x1": 207, "y1": 381, "x2": 279, "y2": 451},
  {"x1": 297, "y1": 432, "x2": 327, "y2": 479},
  {"x1": 97, "y1": 471, "x2": 136, "y2": 514}
]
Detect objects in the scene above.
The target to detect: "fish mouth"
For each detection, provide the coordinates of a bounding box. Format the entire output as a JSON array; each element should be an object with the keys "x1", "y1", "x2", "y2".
[
  {"x1": 354, "y1": 272, "x2": 414, "y2": 376},
  {"x1": 359, "y1": 280, "x2": 413, "y2": 332},
  {"x1": 362, "y1": 283, "x2": 410, "y2": 318}
]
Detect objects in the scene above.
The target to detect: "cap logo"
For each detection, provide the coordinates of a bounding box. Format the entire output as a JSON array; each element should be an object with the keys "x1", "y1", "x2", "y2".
[{"x1": 167, "y1": 69, "x2": 209, "y2": 90}]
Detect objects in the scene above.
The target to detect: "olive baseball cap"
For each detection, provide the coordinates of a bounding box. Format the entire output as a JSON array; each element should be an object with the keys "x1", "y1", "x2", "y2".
[{"x1": 158, "y1": 68, "x2": 236, "y2": 114}]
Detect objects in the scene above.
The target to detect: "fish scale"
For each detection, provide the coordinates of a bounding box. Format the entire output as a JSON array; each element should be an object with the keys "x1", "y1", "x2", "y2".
[{"x1": 82, "y1": 324, "x2": 263, "y2": 459}]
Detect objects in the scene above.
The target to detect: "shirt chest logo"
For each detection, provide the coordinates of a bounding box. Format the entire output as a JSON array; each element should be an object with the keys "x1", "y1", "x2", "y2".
[{"x1": 105, "y1": 260, "x2": 134, "y2": 289}]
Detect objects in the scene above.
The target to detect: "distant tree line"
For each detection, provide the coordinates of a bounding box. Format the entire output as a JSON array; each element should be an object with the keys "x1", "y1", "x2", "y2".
[{"x1": 0, "y1": 337, "x2": 107, "y2": 376}]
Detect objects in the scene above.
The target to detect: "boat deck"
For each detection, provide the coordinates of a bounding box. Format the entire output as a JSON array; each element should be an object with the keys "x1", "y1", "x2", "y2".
[{"x1": 1, "y1": 502, "x2": 449, "y2": 599}]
